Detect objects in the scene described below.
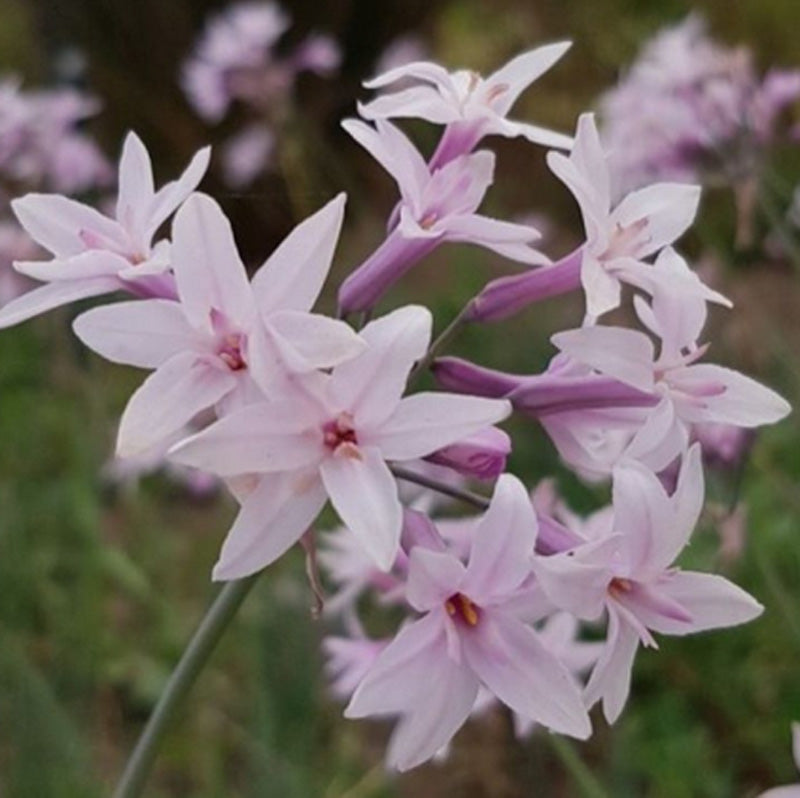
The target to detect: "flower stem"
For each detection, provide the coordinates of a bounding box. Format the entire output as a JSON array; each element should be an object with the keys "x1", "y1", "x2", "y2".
[
  {"x1": 112, "y1": 575, "x2": 259, "y2": 798},
  {"x1": 547, "y1": 735, "x2": 611, "y2": 798},
  {"x1": 389, "y1": 464, "x2": 489, "y2": 509},
  {"x1": 409, "y1": 302, "x2": 473, "y2": 383}
]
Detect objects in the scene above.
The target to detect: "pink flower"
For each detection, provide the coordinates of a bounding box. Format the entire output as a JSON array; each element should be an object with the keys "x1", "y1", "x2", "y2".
[
  {"x1": 552, "y1": 261, "x2": 790, "y2": 471},
  {"x1": 74, "y1": 192, "x2": 363, "y2": 457},
  {"x1": 339, "y1": 118, "x2": 546, "y2": 312},
  {"x1": 1, "y1": 132, "x2": 209, "y2": 328},
  {"x1": 170, "y1": 305, "x2": 511, "y2": 576},
  {"x1": 182, "y1": 1, "x2": 339, "y2": 122},
  {"x1": 358, "y1": 43, "x2": 572, "y2": 169},
  {"x1": 345, "y1": 475, "x2": 590, "y2": 770},
  {"x1": 600, "y1": 15, "x2": 800, "y2": 193},
  {"x1": 757, "y1": 723, "x2": 800, "y2": 798},
  {"x1": 535, "y1": 446, "x2": 764, "y2": 723},
  {"x1": 547, "y1": 114, "x2": 710, "y2": 318}
]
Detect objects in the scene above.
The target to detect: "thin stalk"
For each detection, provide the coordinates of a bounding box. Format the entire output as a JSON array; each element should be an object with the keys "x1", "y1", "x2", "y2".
[
  {"x1": 112, "y1": 575, "x2": 259, "y2": 798},
  {"x1": 757, "y1": 183, "x2": 800, "y2": 271},
  {"x1": 547, "y1": 735, "x2": 611, "y2": 798},
  {"x1": 409, "y1": 302, "x2": 473, "y2": 383},
  {"x1": 390, "y1": 464, "x2": 489, "y2": 510}
]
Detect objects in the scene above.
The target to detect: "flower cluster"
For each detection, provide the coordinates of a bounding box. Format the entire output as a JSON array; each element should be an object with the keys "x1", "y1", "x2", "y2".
[
  {"x1": 182, "y1": 0, "x2": 340, "y2": 187},
  {"x1": 0, "y1": 35, "x2": 790, "y2": 773},
  {"x1": 599, "y1": 14, "x2": 800, "y2": 194}
]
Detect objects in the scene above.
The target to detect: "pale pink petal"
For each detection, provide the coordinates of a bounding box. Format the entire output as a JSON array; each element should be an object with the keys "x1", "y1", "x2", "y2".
[
  {"x1": 611, "y1": 458, "x2": 672, "y2": 574},
  {"x1": 168, "y1": 401, "x2": 323, "y2": 476},
  {"x1": 486, "y1": 115, "x2": 573, "y2": 150},
  {"x1": 12, "y1": 194, "x2": 124, "y2": 258},
  {"x1": 170, "y1": 193, "x2": 254, "y2": 332},
  {"x1": 346, "y1": 613, "x2": 447, "y2": 717},
  {"x1": 650, "y1": 571, "x2": 763, "y2": 635},
  {"x1": 363, "y1": 60, "x2": 454, "y2": 92},
  {"x1": 758, "y1": 787, "x2": 800, "y2": 797},
  {"x1": 584, "y1": 609, "x2": 640, "y2": 724},
  {"x1": 341, "y1": 119, "x2": 429, "y2": 210},
  {"x1": 793, "y1": 723, "x2": 800, "y2": 773},
  {"x1": 387, "y1": 655, "x2": 478, "y2": 771},
  {"x1": 251, "y1": 193, "x2": 347, "y2": 314},
  {"x1": 320, "y1": 446, "x2": 403, "y2": 571},
  {"x1": 357, "y1": 87, "x2": 460, "y2": 125},
  {"x1": 534, "y1": 536, "x2": 620, "y2": 620},
  {"x1": 624, "y1": 396, "x2": 688, "y2": 473},
  {"x1": 14, "y1": 250, "x2": 131, "y2": 282},
  {"x1": 146, "y1": 145, "x2": 211, "y2": 238},
  {"x1": 370, "y1": 392, "x2": 511, "y2": 461},
  {"x1": 406, "y1": 548, "x2": 466, "y2": 611},
  {"x1": 671, "y1": 364, "x2": 791, "y2": 427},
  {"x1": 552, "y1": 326, "x2": 655, "y2": 392},
  {"x1": 462, "y1": 613, "x2": 591, "y2": 738},
  {"x1": 581, "y1": 252, "x2": 622, "y2": 317},
  {"x1": 212, "y1": 470, "x2": 327, "y2": 580},
  {"x1": 464, "y1": 474, "x2": 538, "y2": 603},
  {"x1": 0, "y1": 276, "x2": 121, "y2": 329},
  {"x1": 487, "y1": 42, "x2": 572, "y2": 116},
  {"x1": 546, "y1": 151, "x2": 608, "y2": 247},
  {"x1": 571, "y1": 114, "x2": 611, "y2": 219},
  {"x1": 329, "y1": 305, "x2": 431, "y2": 428},
  {"x1": 73, "y1": 299, "x2": 198, "y2": 368},
  {"x1": 117, "y1": 352, "x2": 237, "y2": 457},
  {"x1": 611, "y1": 183, "x2": 701, "y2": 258},
  {"x1": 443, "y1": 213, "x2": 548, "y2": 265},
  {"x1": 652, "y1": 443, "x2": 704, "y2": 571},
  {"x1": 264, "y1": 310, "x2": 365, "y2": 372},
  {"x1": 116, "y1": 132, "x2": 155, "y2": 233}
]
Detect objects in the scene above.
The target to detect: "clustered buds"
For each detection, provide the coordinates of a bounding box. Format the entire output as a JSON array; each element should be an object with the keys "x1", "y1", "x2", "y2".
[{"x1": 0, "y1": 24, "x2": 792, "y2": 776}]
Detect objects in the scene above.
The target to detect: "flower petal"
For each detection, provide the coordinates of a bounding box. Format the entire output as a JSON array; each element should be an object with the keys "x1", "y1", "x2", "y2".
[
  {"x1": 0, "y1": 276, "x2": 122, "y2": 329},
  {"x1": 462, "y1": 613, "x2": 591, "y2": 739},
  {"x1": 265, "y1": 310, "x2": 365, "y2": 372},
  {"x1": 212, "y1": 470, "x2": 327, "y2": 580},
  {"x1": 328, "y1": 304, "x2": 431, "y2": 428},
  {"x1": 320, "y1": 446, "x2": 402, "y2": 571},
  {"x1": 584, "y1": 608, "x2": 640, "y2": 724},
  {"x1": 170, "y1": 193, "x2": 254, "y2": 332},
  {"x1": 168, "y1": 400, "x2": 323, "y2": 476},
  {"x1": 251, "y1": 193, "x2": 347, "y2": 313},
  {"x1": 650, "y1": 571, "x2": 763, "y2": 635},
  {"x1": 11, "y1": 193, "x2": 123, "y2": 258},
  {"x1": 406, "y1": 548, "x2": 466, "y2": 611},
  {"x1": 464, "y1": 474, "x2": 538, "y2": 603},
  {"x1": 117, "y1": 352, "x2": 237, "y2": 457},
  {"x1": 371, "y1": 392, "x2": 511, "y2": 461},
  {"x1": 73, "y1": 299, "x2": 198, "y2": 368},
  {"x1": 552, "y1": 326, "x2": 655, "y2": 392}
]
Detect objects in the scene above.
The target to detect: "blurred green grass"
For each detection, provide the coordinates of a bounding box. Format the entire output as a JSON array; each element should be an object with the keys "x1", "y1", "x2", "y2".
[{"x1": 1, "y1": 0, "x2": 800, "y2": 795}]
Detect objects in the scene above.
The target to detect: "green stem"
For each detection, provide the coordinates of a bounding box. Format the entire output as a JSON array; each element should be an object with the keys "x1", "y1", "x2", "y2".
[
  {"x1": 409, "y1": 302, "x2": 473, "y2": 383},
  {"x1": 547, "y1": 735, "x2": 610, "y2": 798},
  {"x1": 112, "y1": 575, "x2": 259, "y2": 798}
]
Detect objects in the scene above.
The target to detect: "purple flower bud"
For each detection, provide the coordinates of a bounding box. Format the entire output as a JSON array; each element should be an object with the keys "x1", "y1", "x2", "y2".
[
  {"x1": 425, "y1": 427, "x2": 511, "y2": 481},
  {"x1": 467, "y1": 247, "x2": 583, "y2": 323}
]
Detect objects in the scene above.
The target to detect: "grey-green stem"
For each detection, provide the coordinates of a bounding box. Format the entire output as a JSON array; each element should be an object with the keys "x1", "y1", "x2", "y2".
[{"x1": 112, "y1": 575, "x2": 259, "y2": 798}]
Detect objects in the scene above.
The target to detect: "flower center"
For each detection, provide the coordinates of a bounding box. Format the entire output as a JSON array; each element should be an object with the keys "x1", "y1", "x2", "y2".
[
  {"x1": 601, "y1": 218, "x2": 650, "y2": 260},
  {"x1": 217, "y1": 333, "x2": 246, "y2": 371},
  {"x1": 608, "y1": 576, "x2": 633, "y2": 598},
  {"x1": 445, "y1": 592, "x2": 480, "y2": 627},
  {"x1": 322, "y1": 412, "x2": 361, "y2": 459}
]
